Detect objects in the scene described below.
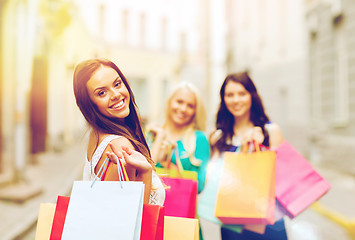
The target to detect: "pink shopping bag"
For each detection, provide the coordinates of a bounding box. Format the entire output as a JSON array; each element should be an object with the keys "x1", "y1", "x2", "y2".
[
  {"x1": 162, "y1": 177, "x2": 198, "y2": 219},
  {"x1": 275, "y1": 141, "x2": 331, "y2": 217}
]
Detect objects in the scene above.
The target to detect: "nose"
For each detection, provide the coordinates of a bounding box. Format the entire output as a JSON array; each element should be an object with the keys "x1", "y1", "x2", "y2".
[
  {"x1": 110, "y1": 88, "x2": 120, "y2": 100},
  {"x1": 232, "y1": 95, "x2": 241, "y2": 103},
  {"x1": 179, "y1": 103, "x2": 187, "y2": 112}
]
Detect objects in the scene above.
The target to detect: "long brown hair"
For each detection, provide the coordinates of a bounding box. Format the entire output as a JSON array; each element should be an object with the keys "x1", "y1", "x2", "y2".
[
  {"x1": 73, "y1": 58, "x2": 153, "y2": 165},
  {"x1": 211, "y1": 72, "x2": 270, "y2": 152}
]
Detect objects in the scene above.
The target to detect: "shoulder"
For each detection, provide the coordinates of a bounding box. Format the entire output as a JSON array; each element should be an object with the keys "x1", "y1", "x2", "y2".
[
  {"x1": 106, "y1": 135, "x2": 135, "y2": 151},
  {"x1": 194, "y1": 130, "x2": 209, "y2": 142},
  {"x1": 194, "y1": 130, "x2": 207, "y2": 138},
  {"x1": 265, "y1": 122, "x2": 282, "y2": 136},
  {"x1": 265, "y1": 122, "x2": 284, "y2": 149},
  {"x1": 209, "y1": 129, "x2": 223, "y2": 145}
]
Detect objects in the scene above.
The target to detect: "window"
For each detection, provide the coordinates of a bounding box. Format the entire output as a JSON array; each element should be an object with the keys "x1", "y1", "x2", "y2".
[
  {"x1": 161, "y1": 17, "x2": 167, "y2": 50},
  {"x1": 122, "y1": 9, "x2": 129, "y2": 44},
  {"x1": 139, "y1": 12, "x2": 146, "y2": 47},
  {"x1": 310, "y1": 32, "x2": 322, "y2": 123},
  {"x1": 333, "y1": 17, "x2": 349, "y2": 126},
  {"x1": 99, "y1": 4, "x2": 105, "y2": 38}
]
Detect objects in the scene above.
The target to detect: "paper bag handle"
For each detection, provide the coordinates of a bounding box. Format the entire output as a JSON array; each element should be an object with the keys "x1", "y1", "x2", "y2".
[
  {"x1": 242, "y1": 140, "x2": 260, "y2": 154},
  {"x1": 91, "y1": 155, "x2": 129, "y2": 188}
]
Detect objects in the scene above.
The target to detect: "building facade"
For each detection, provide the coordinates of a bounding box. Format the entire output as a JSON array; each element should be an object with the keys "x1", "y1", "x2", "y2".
[
  {"x1": 306, "y1": 0, "x2": 355, "y2": 173},
  {"x1": 223, "y1": 0, "x2": 310, "y2": 153},
  {"x1": 0, "y1": 0, "x2": 208, "y2": 185}
]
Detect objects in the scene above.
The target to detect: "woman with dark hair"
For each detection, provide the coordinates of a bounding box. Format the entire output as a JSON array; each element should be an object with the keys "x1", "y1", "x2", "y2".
[
  {"x1": 73, "y1": 58, "x2": 165, "y2": 205},
  {"x1": 209, "y1": 72, "x2": 286, "y2": 239},
  {"x1": 210, "y1": 71, "x2": 283, "y2": 153}
]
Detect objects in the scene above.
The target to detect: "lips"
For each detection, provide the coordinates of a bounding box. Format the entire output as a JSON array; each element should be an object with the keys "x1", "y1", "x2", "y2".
[{"x1": 110, "y1": 99, "x2": 125, "y2": 110}]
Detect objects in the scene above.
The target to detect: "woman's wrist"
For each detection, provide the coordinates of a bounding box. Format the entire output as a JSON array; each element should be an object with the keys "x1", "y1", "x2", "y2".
[{"x1": 137, "y1": 167, "x2": 152, "y2": 184}]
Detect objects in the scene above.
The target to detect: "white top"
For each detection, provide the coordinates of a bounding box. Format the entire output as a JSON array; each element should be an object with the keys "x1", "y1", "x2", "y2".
[{"x1": 83, "y1": 135, "x2": 165, "y2": 206}]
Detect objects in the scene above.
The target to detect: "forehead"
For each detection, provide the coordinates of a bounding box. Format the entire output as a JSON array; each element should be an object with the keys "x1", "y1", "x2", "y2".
[
  {"x1": 173, "y1": 88, "x2": 196, "y2": 101},
  {"x1": 225, "y1": 81, "x2": 247, "y2": 92},
  {"x1": 87, "y1": 66, "x2": 119, "y2": 89}
]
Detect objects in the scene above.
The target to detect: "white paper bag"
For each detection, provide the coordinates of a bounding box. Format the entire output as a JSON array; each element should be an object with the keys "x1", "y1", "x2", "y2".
[{"x1": 61, "y1": 180, "x2": 144, "y2": 240}]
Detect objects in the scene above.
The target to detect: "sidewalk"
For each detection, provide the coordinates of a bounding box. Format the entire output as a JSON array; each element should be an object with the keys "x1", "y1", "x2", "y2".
[
  {"x1": 285, "y1": 163, "x2": 355, "y2": 240},
  {"x1": 0, "y1": 142, "x2": 86, "y2": 240},
  {"x1": 1, "y1": 144, "x2": 355, "y2": 240}
]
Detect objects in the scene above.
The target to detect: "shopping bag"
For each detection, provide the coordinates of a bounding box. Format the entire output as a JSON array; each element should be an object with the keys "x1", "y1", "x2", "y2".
[
  {"x1": 49, "y1": 196, "x2": 70, "y2": 240},
  {"x1": 162, "y1": 177, "x2": 198, "y2": 218},
  {"x1": 164, "y1": 216, "x2": 199, "y2": 240},
  {"x1": 61, "y1": 156, "x2": 144, "y2": 240},
  {"x1": 198, "y1": 156, "x2": 243, "y2": 233},
  {"x1": 156, "y1": 167, "x2": 197, "y2": 180},
  {"x1": 141, "y1": 204, "x2": 165, "y2": 240},
  {"x1": 241, "y1": 199, "x2": 289, "y2": 235},
  {"x1": 48, "y1": 196, "x2": 164, "y2": 240},
  {"x1": 35, "y1": 203, "x2": 56, "y2": 240},
  {"x1": 156, "y1": 147, "x2": 198, "y2": 181},
  {"x1": 275, "y1": 140, "x2": 331, "y2": 217},
  {"x1": 215, "y1": 144, "x2": 276, "y2": 225},
  {"x1": 61, "y1": 181, "x2": 144, "y2": 240}
]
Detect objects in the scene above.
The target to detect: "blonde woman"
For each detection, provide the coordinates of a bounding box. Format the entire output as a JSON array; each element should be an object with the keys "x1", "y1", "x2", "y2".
[{"x1": 146, "y1": 82, "x2": 210, "y2": 194}]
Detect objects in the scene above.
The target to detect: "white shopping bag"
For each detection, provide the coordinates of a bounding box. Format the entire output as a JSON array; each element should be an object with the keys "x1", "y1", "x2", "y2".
[
  {"x1": 61, "y1": 157, "x2": 144, "y2": 240},
  {"x1": 61, "y1": 181, "x2": 144, "y2": 240}
]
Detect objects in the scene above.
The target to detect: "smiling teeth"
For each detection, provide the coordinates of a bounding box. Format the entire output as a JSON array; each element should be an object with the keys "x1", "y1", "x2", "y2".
[{"x1": 112, "y1": 100, "x2": 124, "y2": 109}]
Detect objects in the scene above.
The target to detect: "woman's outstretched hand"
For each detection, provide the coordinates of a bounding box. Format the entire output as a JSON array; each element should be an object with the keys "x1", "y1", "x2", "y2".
[
  {"x1": 106, "y1": 143, "x2": 152, "y2": 204},
  {"x1": 106, "y1": 143, "x2": 152, "y2": 175}
]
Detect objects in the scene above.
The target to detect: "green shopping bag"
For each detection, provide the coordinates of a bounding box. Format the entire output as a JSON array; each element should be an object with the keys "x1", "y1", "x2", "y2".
[
  {"x1": 156, "y1": 147, "x2": 198, "y2": 181},
  {"x1": 197, "y1": 155, "x2": 242, "y2": 233}
]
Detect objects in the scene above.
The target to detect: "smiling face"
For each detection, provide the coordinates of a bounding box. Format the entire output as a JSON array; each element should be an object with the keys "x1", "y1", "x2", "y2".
[
  {"x1": 86, "y1": 66, "x2": 130, "y2": 119},
  {"x1": 224, "y1": 81, "x2": 252, "y2": 119},
  {"x1": 168, "y1": 88, "x2": 196, "y2": 128}
]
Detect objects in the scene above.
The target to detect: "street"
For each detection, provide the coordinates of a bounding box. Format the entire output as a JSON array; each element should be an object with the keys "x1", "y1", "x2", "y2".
[{"x1": 17, "y1": 160, "x2": 355, "y2": 240}]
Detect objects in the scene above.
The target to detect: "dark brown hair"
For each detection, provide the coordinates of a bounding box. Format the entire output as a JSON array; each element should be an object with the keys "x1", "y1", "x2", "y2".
[
  {"x1": 211, "y1": 72, "x2": 270, "y2": 152},
  {"x1": 73, "y1": 58, "x2": 152, "y2": 164}
]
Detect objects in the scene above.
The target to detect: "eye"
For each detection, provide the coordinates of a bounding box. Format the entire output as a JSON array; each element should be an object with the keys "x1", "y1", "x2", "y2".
[
  {"x1": 114, "y1": 79, "x2": 122, "y2": 88},
  {"x1": 188, "y1": 104, "x2": 195, "y2": 109},
  {"x1": 97, "y1": 90, "x2": 106, "y2": 97},
  {"x1": 225, "y1": 92, "x2": 234, "y2": 98}
]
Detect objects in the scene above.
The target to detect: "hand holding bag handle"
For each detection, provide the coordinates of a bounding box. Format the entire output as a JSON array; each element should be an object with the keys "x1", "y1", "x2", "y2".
[
  {"x1": 91, "y1": 155, "x2": 129, "y2": 188},
  {"x1": 156, "y1": 146, "x2": 197, "y2": 181},
  {"x1": 61, "y1": 151, "x2": 144, "y2": 240},
  {"x1": 215, "y1": 141, "x2": 276, "y2": 225}
]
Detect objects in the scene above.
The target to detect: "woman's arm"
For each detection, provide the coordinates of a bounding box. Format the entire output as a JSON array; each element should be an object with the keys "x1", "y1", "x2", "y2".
[
  {"x1": 194, "y1": 131, "x2": 211, "y2": 193},
  {"x1": 267, "y1": 123, "x2": 284, "y2": 150},
  {"x1": 146, "y1": 125, "x2": 172, "y2": 166},
  {"x1": 103, "y1": 138, "x2": 153, "y2": 204}
]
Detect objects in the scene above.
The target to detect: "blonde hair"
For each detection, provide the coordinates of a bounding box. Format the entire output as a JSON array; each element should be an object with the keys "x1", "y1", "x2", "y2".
[
  {"x1": 165, "y1": 81, "x2": 206, "y2": 131},
  {"x1": 164, "y1": 82, "x2": 207, "y2": 166}
]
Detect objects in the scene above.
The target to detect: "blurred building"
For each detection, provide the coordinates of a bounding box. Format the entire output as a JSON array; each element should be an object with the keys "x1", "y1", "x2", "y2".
[
  {"x1": 73, "y1": 0, "x2": 208, "y2": 125},
  {"x1": 306, "y1": 0, "x2": 355, "y2": 174},
  {"x1": 0, "y1": 0, "x2": 209, "y2": 186},
  {"x1": 221, "y1": 0, "x2": 309, "y2": 153},
  {"x1": 0, "y1": 0, "x2": 97, "y2": 185},
  {"x1": 0, "y1": 0, "x2": 39, "y2": 185}
]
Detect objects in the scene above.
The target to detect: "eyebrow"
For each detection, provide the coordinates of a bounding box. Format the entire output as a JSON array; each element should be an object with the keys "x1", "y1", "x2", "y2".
[{"x1": 93, "y1": 76, "x2": 120, "y2": 93}]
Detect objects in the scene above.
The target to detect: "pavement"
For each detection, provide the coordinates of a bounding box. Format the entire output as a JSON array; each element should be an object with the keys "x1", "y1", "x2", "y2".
[
  {"x1": 200, "y1": 163, "x2": 355, "y2": 240},
  {"x1": 0, "y1": 141, "x2": 355, "y2": 240},
  {"x1": 0, "y1": 141, "x2": 86, "y2": 240},
  {"x1": 285, "y1": 164, "x2": 355, "y2": 240}
]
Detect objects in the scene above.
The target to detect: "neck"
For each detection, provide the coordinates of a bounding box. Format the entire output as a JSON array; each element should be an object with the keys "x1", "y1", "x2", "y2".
[
  {"x1": 164, "y1": 121, "x2": 191, "y2": 142},
  {"x1": 233, "y1": 114, "x2": 254, "y2": 135}
]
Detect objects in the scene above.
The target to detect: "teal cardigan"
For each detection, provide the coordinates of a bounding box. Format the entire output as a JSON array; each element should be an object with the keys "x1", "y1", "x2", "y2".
[{"x1": 149, "y1": 130, "x2": 210, "y2": 193}]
